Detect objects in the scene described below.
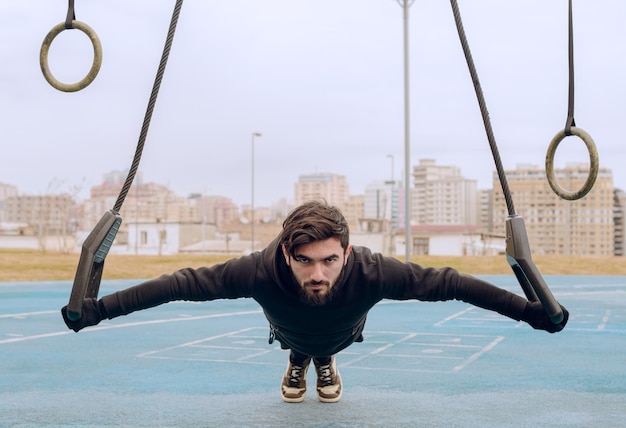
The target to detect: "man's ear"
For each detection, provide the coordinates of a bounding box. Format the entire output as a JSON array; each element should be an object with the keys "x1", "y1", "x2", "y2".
[
  {"x1": 281, "y1": 244, "x2": 291, "y2": 266},
  {"x1": 344, "y1": 245, "x2": 353, "y2": 266}
]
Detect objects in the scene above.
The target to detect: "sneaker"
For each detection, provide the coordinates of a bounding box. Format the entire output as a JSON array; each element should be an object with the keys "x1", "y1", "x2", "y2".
[
  {"x1": 281, "y1": 357, "x2": 311, "y2": 403},
  {"x1": 314, "y1": 356, "x2": 342, "y2": 403}
]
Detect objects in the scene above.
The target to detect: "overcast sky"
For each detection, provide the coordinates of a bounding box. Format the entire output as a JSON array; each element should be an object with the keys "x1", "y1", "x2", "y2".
[{"x1": 1, "y1": 0, "x2": 624, "y2": 207}]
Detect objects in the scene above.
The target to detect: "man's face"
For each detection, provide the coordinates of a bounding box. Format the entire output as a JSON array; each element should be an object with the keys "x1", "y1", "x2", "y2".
[{"x1": 282, "y1": 237, "x2": 352, "y2": 306}]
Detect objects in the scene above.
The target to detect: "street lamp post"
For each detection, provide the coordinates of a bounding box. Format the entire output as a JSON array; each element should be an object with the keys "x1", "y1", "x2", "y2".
[
  {"x1": 251, "y1": 132, "x2": 262, "y2": 252},
  {"x1": 395, "y1": 0, "x2": 415, "y2": 262}
]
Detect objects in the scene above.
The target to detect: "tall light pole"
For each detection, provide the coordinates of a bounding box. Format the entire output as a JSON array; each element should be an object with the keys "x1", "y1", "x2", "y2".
[
  {"x1": 395, "y1": 0, "x2": 415, "y2": 262},
  {"x1": 251, "y1": 132, "x2": 262, "y2": 252}
]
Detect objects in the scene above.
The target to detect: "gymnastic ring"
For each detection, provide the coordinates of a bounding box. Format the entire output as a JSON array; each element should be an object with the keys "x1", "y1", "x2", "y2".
[
  {"x1": 40, "y1": 21, "x2": 102, "y2": 92},
  {"x1": 545, "y1": 126, "x2": 599, "y2": 201}
]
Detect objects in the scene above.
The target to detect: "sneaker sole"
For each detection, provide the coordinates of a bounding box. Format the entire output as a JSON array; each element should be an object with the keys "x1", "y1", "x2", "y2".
[
  {"x1": 317, "y1": 393, "x2": 342, "y2": 403},
  {"x1": 281, "y1": 390, "x2": 306, "y2": 403}
]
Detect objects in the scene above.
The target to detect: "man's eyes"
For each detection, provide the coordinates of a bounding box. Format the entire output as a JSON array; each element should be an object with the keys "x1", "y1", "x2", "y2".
[{"x1": 295, "y1": 257, "x2": 337, "y2": 264}]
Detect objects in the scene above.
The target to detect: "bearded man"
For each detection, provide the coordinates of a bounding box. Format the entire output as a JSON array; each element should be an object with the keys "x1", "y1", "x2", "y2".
[{"x1": 63, "y1": 200, "x2": 568, "y2": 403}]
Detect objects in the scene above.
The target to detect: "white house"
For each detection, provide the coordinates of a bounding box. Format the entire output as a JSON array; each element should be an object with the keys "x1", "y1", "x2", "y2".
[{"x1": 123, "y1": 221, "x2": 216, "y2": 256}]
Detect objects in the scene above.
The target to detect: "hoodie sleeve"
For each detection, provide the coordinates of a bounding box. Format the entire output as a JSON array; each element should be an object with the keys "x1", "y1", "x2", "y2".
[
  {"x1": 376, "y1": 254, "x2": 528, "y2": 321},
  {"x1": 100, "y1": 254, "x2": 258, "y2": 319}
]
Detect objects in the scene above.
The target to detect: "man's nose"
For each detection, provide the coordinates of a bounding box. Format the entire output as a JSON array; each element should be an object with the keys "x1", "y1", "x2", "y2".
[{"x1": 310, "y1": 262, "x2": 325, "y2": 281}]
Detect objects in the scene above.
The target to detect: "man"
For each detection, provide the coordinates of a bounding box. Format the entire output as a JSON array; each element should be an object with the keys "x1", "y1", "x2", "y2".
[{"x1": 62, "y1": 200, "x2": 568, "y2": 403}]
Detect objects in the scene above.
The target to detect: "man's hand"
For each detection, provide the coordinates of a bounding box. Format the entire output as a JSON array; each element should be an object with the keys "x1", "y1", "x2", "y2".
[
  {"x1": 522, "y1": 301, "x2": 569, "y2": 333},
  {"x1": 61, "y1": 298, "x2": 105, "y2": 332}
]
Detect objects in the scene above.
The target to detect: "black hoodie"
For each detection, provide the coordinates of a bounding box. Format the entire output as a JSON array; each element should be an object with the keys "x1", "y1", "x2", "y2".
[{"x1": 100, "y1": 237, "x2": 528, "y2": 357}]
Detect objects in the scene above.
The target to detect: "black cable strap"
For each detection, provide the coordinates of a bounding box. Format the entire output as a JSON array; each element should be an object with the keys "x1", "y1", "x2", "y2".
[
  {"x1": 65, "y1": 0, "x2": 75, "y2": 29},
  {"x1": 565, "y1": 0, "x2": 576, "y2": 135},
  {"x1": 449, "y1": 0, "x2": 515, "y2": 216},
  {"x1": 113, "y1": 0, "x2": 184, "y2": 213}
]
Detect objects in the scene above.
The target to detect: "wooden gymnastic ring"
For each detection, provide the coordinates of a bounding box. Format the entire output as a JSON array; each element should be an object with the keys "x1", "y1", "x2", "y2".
[
  {"x1": 40, "y1": 21, "x2": 102, "y2": 92},
  {"x1": 545, "y1": 127, "x2": 599, "y2": 200}
]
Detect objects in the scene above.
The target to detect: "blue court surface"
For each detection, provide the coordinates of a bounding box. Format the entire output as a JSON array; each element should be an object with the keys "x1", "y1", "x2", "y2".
[{"x1": 1, "y1": 275, "x2": 625, "y2": 427}]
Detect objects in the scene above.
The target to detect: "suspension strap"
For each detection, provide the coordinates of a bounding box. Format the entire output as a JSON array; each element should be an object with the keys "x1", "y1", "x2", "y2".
[
  {"x1": 449, "y1": 0, "x2": 515, "y2": 217},
  {"x1": 66, "y1": 0, "x2": 185, "y2": 321},
  {"x1": 65, "y1": 0, "x2": 75, "y2": 29},
  {"x1": 449, "y1": 0, "x2": 563, "y2": 324},
  {"x1": 545, "y1": 0, "x2": 599, "y2": 201},
  {"x1": 113, "y1": 0, "x2": 184, "y2": 212},
  {"x1": 565, "y1": 0, "x2": 576, "y2": 135}
]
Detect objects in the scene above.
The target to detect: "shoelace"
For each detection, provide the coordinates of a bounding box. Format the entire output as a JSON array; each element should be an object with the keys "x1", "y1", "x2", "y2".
[
  {"x1": 288, "y1": 365, "x2": 305, "y2": 385},
  {"x1": 317, "y1": 364, "x2": 333, "y2": 386}
]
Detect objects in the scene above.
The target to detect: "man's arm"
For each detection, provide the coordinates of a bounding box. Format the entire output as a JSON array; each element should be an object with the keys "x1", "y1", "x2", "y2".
[
  {"x1": 61, "y1": 257, "x2": 257, "y2": 332},
  {"x1": 377, "y1": 255, "x2": 568, "y2": 333}
]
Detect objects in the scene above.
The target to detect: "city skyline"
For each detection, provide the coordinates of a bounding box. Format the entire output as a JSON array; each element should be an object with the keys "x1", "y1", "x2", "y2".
[
  {"x1": 0, "y1": 159, "x2": 617, "y2": 212},
  {"x1": 2, "y1": 161, "x2": 619, "y2": 258}
]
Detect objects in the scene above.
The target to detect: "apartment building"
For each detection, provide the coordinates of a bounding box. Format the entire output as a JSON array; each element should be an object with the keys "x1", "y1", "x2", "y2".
[
  {"x1": 343, "y1": 194, "x2": 365, "y2": 230},
  {"x1": 85, "y1": 179, "x2": 198, "y2": 228},
  {"x1": 294, "y1": 173, "x2": 349, "y2": 209},
  {"x1": 614, "y1": 188, "x2": 625, "y2": 256},
  {"x1": 190, "y1": 194, "x2": 240, "y2": 229},
  {"x1": 363, "y1": 180, "x2": 403, "y2": 231},
  {"x1": 411, "y1": 159, "x2": 479, "y2": 225},
  {"x1": 0, "y1": 182, "x2": 18, "y2": 224},
  {"x1": 478, "y1": 188, "x2": 494, "y2": 232},
  {"x1": 492, "y1": 163, "x2": 615, "y2": 256},
  {"x1": 4, "y1": 193, "x2": 78, "y2": 235}
]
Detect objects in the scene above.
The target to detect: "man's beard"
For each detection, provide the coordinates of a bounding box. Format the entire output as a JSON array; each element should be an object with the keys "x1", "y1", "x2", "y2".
[
  {"x1": 298, "y1": 280, "x2": 334, "y2": 306},
  {"x1": 295, "y1": 268, "x2": 345, "y2": 307}
]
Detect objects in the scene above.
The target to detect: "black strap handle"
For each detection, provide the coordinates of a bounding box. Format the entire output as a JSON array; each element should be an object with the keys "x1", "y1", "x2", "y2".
[
  {"x1": 565, "y1": 0, "x2": 576, "y2": 135},
  {"x1": 65, "y1": 0, "x2": 75, "y2": 29}
]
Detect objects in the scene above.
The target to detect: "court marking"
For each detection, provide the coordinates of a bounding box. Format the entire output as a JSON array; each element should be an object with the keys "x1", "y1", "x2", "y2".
[
  {"x1": 136, "y1": 327, "x2": 506, "y2": 373},
  {"x1": 0, "y1": 309, "x2": 262, "y2": 345},
  {"x1": 0, "y1": 310, "x2": 58, "y2": 319}
]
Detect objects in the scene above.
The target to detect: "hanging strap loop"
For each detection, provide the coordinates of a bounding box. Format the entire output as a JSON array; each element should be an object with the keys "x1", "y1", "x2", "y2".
[
  {"x1": 545, "y1": 0, "x2": 599, "y2": 200},
  {"x1": 545, "y1": 127, "x2": 599, "y2": 201},
  {"x1": 39, "y1": 21, "x2": 102, "y2": 92},
  {"x1": 40, "y1": 0, "x2": 102, "y2": 92}
]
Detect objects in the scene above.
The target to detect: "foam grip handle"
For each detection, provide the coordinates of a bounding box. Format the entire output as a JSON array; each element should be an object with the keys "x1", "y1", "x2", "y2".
[
  {"x1": 505, "y1": 215, "x2": 564, "y2": 324},
  {"x1": 66, "y1": 210, "x2": 122, "y2": 321}
]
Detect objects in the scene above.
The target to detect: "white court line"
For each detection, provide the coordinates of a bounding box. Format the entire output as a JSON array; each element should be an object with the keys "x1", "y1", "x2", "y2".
[
  {"x1": 137, "y1": 327, "x2": 281, "y2": 364},
  {"x1": 556, "y1": 290, "x2": 626, "y2": 297},
  {"x1": 403, "y1": 341, "x2": 481, "y2": 349},
  {"x1": 0, "y1": 310, "x2": 262, "y2": 345},
  {"x1": 343, "y1": 332, "x2": 417, "y2": 366},
  {"x1": 344, "y1": 330, "x2": 505, "y2": 372},
  {"x1": 0, "y1": 310, "x2": 57, "y2": 318},
  {"x1": 137, "y1": 327, "x2": 259, "y2": 358},
  {"x1": 368, "y1": 330, "x2": 497, "y2": 339},
  {"x1": 370, "y1": 343, "x2": 394, "y2": 355},
  {"x1": 433, "y1": 307, "x2": 474, "y2": 327},
  {"x1": 597, "y1": 309, "x2": 612, "y2": 331},
  {"x1": 451, "y1": 335, "x2": 505, "y2": 373},
  {"x1": 0, "y1": 330, "x2": 71, "y2": 344}
]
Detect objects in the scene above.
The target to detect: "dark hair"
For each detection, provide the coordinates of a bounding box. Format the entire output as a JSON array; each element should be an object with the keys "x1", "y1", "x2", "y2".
[{"x1": 280, "y1": 200, "x2": 350, "y2": 257}]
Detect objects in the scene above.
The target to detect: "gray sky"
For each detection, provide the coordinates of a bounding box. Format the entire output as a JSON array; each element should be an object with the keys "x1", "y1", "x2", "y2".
[{"x1": 1, "y1": 0, "x2": 624, "y2": 207}]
